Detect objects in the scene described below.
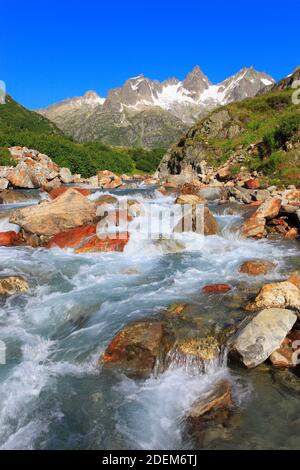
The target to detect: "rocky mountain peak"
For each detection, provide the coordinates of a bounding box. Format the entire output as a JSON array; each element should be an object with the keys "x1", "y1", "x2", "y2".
[{"x1": 183, "y1": 65, "x2": 211, "y2": 98}]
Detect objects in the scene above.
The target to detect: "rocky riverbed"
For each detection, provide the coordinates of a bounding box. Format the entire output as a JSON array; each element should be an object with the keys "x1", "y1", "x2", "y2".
[{"x1": 0, "y1": 149, "x2": 300, "y2": 449}]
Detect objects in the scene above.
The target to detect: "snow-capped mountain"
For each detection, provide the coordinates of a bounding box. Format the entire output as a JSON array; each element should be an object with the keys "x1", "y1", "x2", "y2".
[{"x1": 37, "y1": 66, "x2": 275, "y2": 148}]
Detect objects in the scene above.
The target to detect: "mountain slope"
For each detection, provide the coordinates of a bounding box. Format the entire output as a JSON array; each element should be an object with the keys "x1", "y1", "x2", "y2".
[
  {"x1": 158, "y1": 69, "x2": 300, "y2": 187},
  {"x1": 0, "y1": 94, "x2": 61, "y2": 135},
  {"x1": 37, "y1": 66, "x2": 274, "y2": 148}
]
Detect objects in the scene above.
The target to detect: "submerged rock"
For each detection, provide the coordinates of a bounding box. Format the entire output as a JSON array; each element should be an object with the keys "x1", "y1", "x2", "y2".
[
  {"x1": 10, "y1": 188, "x2": 97, "y2": 238},
  {"x1": 202, "y1": 284, "x2": 232, "y2": 294},
  {"x1": 230, "y1": 308, "x2": 297, "y2": 368},
  {"x1": 186, "y1": 380, "x2": 233, "y2": 444},
  {"x1": 0, "y1": 276, "x2": 29, "y2": 296},
  {"x1": 164, "y1": 303, "x2": 189, "y2": 317},
  {"x1": 239, "y1": 260, "x2": 276, "y2": 276},
  {"x1": 101, "y1": 321, "x2": 174, "y2": 378}
]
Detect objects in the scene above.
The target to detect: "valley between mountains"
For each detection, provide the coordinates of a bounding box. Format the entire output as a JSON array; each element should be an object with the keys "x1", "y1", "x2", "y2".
[{"x1": 0, "y1": 66, "x2": 299, "y2": 450}]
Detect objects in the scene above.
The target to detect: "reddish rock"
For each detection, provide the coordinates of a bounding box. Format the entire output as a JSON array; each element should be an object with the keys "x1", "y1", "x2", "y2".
[
  {"x1": 75, "y1": 232, "x2": 130, "y2": 253},
  {"x1": 285, "y1": 228, "x2": 298, "y2": 240},
  {"x1": 101, "y1": 320, "x2": 174, "y2": 377},
  {"x1": 0, "y1": 231, "x2": 23, "y2": 246},
  {"x1": 202, "y1": 284, "x2": 232, "y2": 294},
  {"x1": 288, "y1": 274, "x2": 300, "y2": 290},
  {"x1": 239, "y1": 260, "x2": 276, "y2": 276},
  {"x1": 48, "y1": 187, "x2": 91, "y2": 199},
  {"x1": 245, "y1": 179, "x2": 260, "y2": 190},
  {"x1": 46, "y1": 224, "x2": 97, "y2": 249},
  {"x1": 186, "y1": 380, "x2": 233, "y2": 444},
  {"x1": 270, "y1": 330, "x2": 300, "y2": 368},
  {"x1": 256, "y1": 197, "x2": 282, "y2": 220}
]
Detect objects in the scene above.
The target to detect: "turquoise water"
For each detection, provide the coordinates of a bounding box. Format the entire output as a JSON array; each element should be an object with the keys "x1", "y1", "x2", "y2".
[{"x1": 0, "y1": 187, "x2": 299, "y2": 449}]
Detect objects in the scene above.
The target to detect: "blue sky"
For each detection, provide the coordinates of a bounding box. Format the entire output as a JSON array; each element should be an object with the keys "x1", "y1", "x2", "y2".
[{"x1": 1, "y1": 0, "x2": 299, "y2": 109}]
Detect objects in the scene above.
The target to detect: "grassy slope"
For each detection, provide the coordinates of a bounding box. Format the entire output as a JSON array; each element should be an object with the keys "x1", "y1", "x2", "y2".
[
  {"x1": 192, "y1": 88, "x2": 300, "y2": 186},
  {"x1": 0, "y1": 95, "x2": 62, "y2": 135}
]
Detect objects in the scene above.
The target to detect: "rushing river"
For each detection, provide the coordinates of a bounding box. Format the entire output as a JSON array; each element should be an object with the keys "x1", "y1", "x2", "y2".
[{"x1": 0, "y1": 186, "x2": 300, "y2": 450}]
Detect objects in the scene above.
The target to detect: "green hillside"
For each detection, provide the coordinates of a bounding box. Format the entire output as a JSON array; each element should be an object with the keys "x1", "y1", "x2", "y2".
[
  {"x1": 0, "y1": 95, "x2": 62, "y2": 135},
  {"x1": 0, "y1": 96, "x2": 165, "y2": 176}
]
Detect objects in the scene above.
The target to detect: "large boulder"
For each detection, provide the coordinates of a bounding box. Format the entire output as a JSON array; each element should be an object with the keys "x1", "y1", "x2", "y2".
[
  {"x1": 75, "y1": 232, "x2": 130, "y2": 253},
  {"x1": 202, "y1": 284, "x2": 232, "y2": 294},
  {"x1": 0, "y1": 276, "x2": 29, "y2": 296},
  {"x1": 101, "y1": 321, "x2": 174, "y2": 378},
  {"x1": 230, "y1": 308, "x2": 297, "y2": 368},
  {"x1": 9, "y1": 188, "x2": 97, "y2": 238}
]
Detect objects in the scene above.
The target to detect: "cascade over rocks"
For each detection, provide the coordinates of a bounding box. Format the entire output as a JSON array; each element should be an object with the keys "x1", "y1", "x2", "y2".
[{"x1": 101, "y1": 320, "x2": 175, "y2": 378}]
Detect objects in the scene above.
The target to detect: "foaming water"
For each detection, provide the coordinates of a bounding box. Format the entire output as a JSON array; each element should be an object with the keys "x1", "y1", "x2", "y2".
[{"x1": 0, "y1": 188, "x2": 299, "y2": 449}]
